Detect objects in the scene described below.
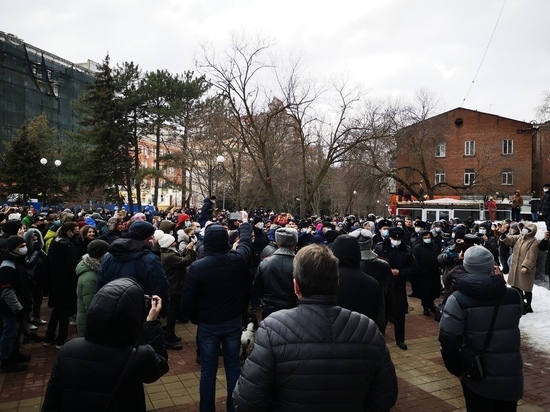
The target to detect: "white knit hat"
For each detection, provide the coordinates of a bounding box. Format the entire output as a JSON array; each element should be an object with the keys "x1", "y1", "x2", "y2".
[{"x1": 158, "y1": 233, "x2": 176, "y2": 249}]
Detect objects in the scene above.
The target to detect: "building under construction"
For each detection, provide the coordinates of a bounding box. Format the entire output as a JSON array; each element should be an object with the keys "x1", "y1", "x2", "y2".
[{"x1": 0, "y1": 31, "x2": 96, "y2": 145}]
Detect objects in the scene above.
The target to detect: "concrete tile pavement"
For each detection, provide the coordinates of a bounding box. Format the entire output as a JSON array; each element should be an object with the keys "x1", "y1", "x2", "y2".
[{"x1": 1, "y1": 296, "x2": 549, "y2": 411}]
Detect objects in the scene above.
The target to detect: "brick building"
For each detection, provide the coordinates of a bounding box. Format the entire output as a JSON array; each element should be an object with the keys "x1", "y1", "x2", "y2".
[{"x1": 393, "y1": 107, "x2": 547, "y2": 200}]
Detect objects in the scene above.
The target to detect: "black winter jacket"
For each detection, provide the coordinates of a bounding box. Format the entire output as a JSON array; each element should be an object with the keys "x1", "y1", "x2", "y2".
[
  {"x1": 233, "y1": 295, "x2": 398, "y2": 412},
  {"x1": 253, "y1": 249, "x2": 296, "y2": 311},
  {"x1": 48, "y1": 236, "x2": 80, "y2": 310},
  {"x1": 42, "y1": 278, "x2": 169, "y2": 412},
  {"x1": 438, "y1": 273, "x2": 523, "y2": 402},
  {"x1": 182, "y1": 223, "x2": 252, "y2": 324},
  {"x1": 360, "y1": 257, "x2": 394, "y2": 335}
]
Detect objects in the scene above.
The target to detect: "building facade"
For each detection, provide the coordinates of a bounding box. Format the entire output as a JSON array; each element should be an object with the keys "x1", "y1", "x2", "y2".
[
  {"x1": 0, "y1": 31, "x2": 96, "y2": 145},
  {"x1": 394, "y1": 107, "x2": 541, "y2": 200}
]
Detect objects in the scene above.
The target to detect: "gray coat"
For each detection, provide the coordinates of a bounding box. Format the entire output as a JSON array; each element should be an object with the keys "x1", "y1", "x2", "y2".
[{"x1": 439, "y1": 272, "x2": 523, "y2": 402}]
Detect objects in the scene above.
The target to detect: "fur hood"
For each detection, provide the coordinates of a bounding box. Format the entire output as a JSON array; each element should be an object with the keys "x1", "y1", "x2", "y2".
[{"x1": 23, "y1": 227, "x2": 44, "y2": 250}]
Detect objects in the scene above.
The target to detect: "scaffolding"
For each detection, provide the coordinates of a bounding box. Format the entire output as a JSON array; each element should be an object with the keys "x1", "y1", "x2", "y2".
[{"x1": 0, "y1": 31, "x2": 96, "y2": 145}]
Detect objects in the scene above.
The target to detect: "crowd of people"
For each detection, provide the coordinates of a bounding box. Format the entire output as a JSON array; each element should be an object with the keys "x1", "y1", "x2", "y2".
[{"x1": 0, "y1": 186, "x2": 548, "y2": 411}]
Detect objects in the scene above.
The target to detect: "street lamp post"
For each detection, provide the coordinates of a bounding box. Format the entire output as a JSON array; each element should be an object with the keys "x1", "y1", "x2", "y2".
[{"x1": 40, "y1": 158, "x2": 61, "y2": 206}]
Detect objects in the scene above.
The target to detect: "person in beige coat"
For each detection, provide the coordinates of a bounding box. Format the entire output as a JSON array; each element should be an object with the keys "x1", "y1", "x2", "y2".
[{"x1": 500, "y1": 221, "x2": 539, "y2": 314}]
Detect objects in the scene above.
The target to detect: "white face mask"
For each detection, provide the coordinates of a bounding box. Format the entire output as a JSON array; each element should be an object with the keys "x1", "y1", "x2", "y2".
[
  {"x1": 434, "y1": 227, "x2": 441, "y2": 233},
  {"x1": 545, "y1": 188, "x2": 549, "y2": 193},
  {"x1": 415, "y1": 227, "x2": 421, "y2": 233},
  {"x1": 521, "y1": 228, "x2": 529, "y2": 235},
  {"x1": 381, "y1": 229, "x2": 389, "y2": 237},
  {"x1": 390, "y1": 239, "x2": 401, "y2": 247},
  {"x1": 423, "y1": 238, "x2": 432, "y2": 244},
  {"x1": 479, "y1": 228, "x2": 487, "y2": 235},
  {"x1": 18, "y1": 246, "x2": 28, "y2": 255},
  {"x1": 256, "y1": 222, "x2": 264, "y2": 230}
]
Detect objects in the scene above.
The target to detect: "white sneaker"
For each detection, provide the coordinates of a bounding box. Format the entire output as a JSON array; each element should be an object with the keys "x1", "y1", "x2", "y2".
[
  {"x1": 31, "y1": 317, "x2": 47, "y2": 325},
  {"x1": 29, "y1": 324, "x2": 38, "y2": 331}
]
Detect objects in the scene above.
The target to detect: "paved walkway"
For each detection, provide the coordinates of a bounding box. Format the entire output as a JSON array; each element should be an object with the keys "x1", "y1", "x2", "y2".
[{"x1": 1, "y1": 296, "x2": 549, "y2": 411}]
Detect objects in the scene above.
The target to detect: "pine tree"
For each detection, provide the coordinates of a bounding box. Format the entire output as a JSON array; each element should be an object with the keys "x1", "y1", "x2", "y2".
[{"x1": 0, "y1": 114, "x2": 58, "y2": 204}]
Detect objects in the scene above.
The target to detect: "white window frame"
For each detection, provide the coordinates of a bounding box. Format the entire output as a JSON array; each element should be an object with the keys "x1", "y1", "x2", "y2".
[
  {"x1": 502, "y1": 139, "x2": 513, "y2": 155},
  {"x1": 464, "y1": 169, "x2": 475, "y2": 186},
  {"x1": 464, "y1": 141, "x2": 475, "y2": 156},
  {"x1": 502, "y1": 170, "x2": 513, "y2": 185},
  {"x1": 435, "y1": 169, "x2": 446, "y2": 184},
  {"x1": 435, "y1": 142, "x2": 446, "y2": 158}
]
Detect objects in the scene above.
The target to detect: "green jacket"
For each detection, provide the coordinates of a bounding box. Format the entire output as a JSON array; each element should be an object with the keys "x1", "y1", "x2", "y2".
[{"x1": 75, "y1": 254, "x2": 101, "y2": 337}]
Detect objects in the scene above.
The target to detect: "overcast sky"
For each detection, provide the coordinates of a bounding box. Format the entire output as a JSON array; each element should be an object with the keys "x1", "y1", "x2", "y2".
[{"x1": 2, "y1": 0, "x2": 548, "y2": 122}]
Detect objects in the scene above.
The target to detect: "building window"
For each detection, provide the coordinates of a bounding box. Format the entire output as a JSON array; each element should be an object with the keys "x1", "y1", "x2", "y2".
[
  {"x1": 502, "y1": 169, "x2": 513, "y2": 185},
  {"x1": 502, "y1": 139, "x2": 513, "y2": 155},
  {"x1": 435, "y1": 142, "x2": 446, "y2": 157},
  {"x1": 435, "y1": 169, "x2": 446, "y2": 184},
  {"x1": 464, "y1": 168, "x2": 475, "y2": 186},
  {"x1": 464, "y1": 141, "x2": 475, "y2": 156}
]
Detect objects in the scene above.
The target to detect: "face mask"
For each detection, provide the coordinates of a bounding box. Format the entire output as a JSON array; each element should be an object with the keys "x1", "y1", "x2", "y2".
[
  {"x1": 54, "y1": 220, "x2": 61, "y2": 225},
  {"x1": 451, "y1": 233, "x2": 456, "y2": 239},
  {"x1": 415, "y1": 227, "x2": 421, "y2": 233},
  {"x1": 544, "y1": 188, "x2": 549, "y2": 192},
  {"x1": 521, "y1": 228, "x2": 529, "y2": 235},
  {"x1": 381, "y1": 229, "x2": 389, "y2": 237},
  {"x1": 390, "y1": 239, "x2": 401, "y2": 247},
  {"x1": 423, "y1": 238, "x2": 432, "y2": 244},
  {"x1": 478, "y1": 229, "x2": 487, "y2": 235},
  {"x1": 256, "y1": 222, "x2": 264, "y2": 230},
  {"x1": 184, "y1": 221, "x2": 191, "y2": 228},
  {"x1": 434, "y1": 227, "x2": 441, "y2": 233},
  {"x1": 18, "y1": 246, "x2": 28, "y2": 255},
  {"x1": 195, "y1": 228, "x2": 201, "y2": 236}
]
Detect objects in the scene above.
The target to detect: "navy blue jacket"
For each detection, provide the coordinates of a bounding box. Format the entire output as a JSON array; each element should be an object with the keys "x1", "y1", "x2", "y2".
[{"x1": 97, "y1": 238, "x2": 169, "y2": 305}]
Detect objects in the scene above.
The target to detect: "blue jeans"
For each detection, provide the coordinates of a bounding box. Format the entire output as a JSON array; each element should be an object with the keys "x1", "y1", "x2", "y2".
[
  {"x1": 198, "y1": 316, "x2": 241, "y2": 412},
  {"x1": 0, "y1": 316, "x2": 19, "y2": 359}
]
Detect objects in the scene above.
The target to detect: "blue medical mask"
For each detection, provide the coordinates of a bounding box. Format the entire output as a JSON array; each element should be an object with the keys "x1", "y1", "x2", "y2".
[
  {"x1": 381, "y1": 229, "x2": 389, "y2": 238},
  {"x1": 423, "y1": 238, "x2": 432, "y2": 244}
]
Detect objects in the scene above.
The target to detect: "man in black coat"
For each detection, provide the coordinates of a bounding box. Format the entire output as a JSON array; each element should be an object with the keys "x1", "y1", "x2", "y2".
[
  {"x1": 182, "y1": 220, "x2": 252, "y2": 412},
  {"x1": 233, "y1": 244, "x2": 398, "y2": 412},
  {"x1": 44, "y1": 222, "x2": 81, "y2": 349},
  {"x1": 331, "y1": 234, "x2": 380, "y2": 323},
  {"x1": 253, "y1": 227, "x2": 298, "y2": 319},
  {"x1": 374, "y1": 227, "x2": 419, "y2": 350},
  {"x1": 352, "y1": 228, "x2": 394, "y2": 335},
  {"x1": 413, "y1": 230, "x2": 442, "y2": 316}
]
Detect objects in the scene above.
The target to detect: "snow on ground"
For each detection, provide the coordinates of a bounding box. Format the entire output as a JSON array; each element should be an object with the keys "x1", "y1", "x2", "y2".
[{"x1": 516, "y1": 222, "x2": 549, "y2": 356}]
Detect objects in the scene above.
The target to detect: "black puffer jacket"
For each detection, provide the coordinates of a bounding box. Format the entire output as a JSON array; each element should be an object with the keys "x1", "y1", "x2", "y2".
[
  {"x1": 233, "y1": 295, "x2": 398, "y2": 412},
  {"x1": 438, "y1": 273, "x2": 523, "y2": 402},
  {"x1": 42, "y1": 278, "x2": 169, "y2": 412}
]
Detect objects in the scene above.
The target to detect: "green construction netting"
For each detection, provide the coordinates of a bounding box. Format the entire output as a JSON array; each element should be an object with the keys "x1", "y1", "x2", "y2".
[{"x1": 0, "y1": 32, "x2": 95, "y2": 145}]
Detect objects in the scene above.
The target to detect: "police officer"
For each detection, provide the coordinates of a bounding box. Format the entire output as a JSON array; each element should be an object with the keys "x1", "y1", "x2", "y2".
[{"x1": 374, "y1": 227, "x2": 419, "y2": 350}]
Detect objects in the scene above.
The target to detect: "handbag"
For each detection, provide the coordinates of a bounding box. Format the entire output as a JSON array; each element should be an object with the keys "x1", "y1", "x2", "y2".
[{"x1": 460, "y1": 301, "x2": 500, "y2": 380}]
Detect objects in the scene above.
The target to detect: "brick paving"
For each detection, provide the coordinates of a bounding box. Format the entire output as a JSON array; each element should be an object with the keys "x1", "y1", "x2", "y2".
[{"x1": 1, "y1": 296, "x2": 549, "y2": 411}]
